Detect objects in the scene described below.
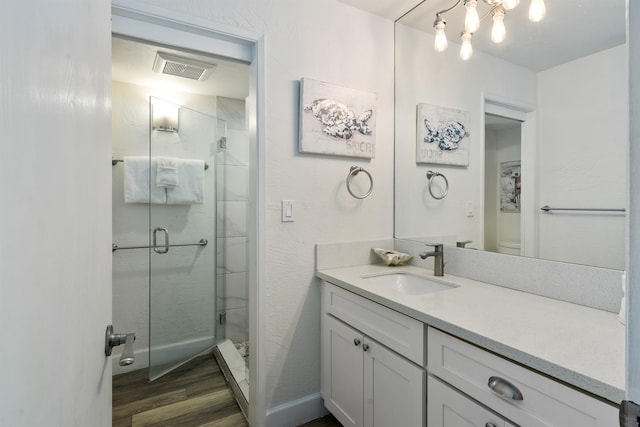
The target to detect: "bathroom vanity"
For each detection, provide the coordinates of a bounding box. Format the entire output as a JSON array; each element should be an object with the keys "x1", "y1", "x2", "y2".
[{"x1": 317, "y1": 264, "x2": 622, "y2": 427}]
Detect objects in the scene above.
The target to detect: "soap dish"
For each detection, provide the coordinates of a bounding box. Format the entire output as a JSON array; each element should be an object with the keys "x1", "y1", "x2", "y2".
[{"x1": 372, "y1": 248, "x2": 413, "y2": 266}]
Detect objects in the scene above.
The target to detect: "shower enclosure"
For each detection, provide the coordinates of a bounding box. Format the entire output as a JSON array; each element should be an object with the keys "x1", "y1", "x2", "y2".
[{"x1": 112, "y1": 91, "x2": 250, "y2": 414}]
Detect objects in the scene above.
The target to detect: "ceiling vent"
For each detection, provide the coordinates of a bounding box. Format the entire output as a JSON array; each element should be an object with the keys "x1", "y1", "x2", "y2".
[{"x1": 152, "y1": 52, "x2": 217, "y2": 81}]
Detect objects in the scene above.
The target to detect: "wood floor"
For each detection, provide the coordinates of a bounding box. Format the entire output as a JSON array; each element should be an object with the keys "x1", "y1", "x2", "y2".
[
  {"x1": 299, "y1": 414, "x2": 342, "y2": 427},
  {"x1": 113, "y1": 354, "x2": 247, "y2": 426},
  {"x1": 112, "y1": 353, "x2": 342, "y2": 426}
]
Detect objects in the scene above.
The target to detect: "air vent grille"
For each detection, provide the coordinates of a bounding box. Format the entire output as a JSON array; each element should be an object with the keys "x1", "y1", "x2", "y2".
[
  {"x1": 152, "y1": 52, "x2": 217, "y2": 81},
  {"x1": 162, "y1": 62, "x2": 208, "y2": 80}
]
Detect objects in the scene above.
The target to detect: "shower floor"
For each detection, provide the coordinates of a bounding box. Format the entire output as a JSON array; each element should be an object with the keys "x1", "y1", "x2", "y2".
[{"x1": 112, "y1": 353, "x2": 247, "y2": 426}]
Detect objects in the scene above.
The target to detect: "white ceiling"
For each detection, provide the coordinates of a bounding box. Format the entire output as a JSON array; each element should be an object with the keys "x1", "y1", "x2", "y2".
[
  {"x1": 339, "y1": 0, "x2": 626, "y2": 71},
  {"x1": 112, "y1": 36, "x2": 250, "y2": 99}
]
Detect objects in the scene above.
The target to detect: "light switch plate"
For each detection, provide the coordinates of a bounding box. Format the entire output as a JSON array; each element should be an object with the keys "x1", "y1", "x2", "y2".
[
  {"x1": 282, "y1": 200, "x2": 295, "y2": 222},
  {"x1": 465, "y1": 200, "x2": 474, "y2": 217}
]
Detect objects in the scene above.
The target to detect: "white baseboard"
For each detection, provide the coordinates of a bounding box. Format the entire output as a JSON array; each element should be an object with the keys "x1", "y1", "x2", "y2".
[{"x1": 265, "y1": 392, "x2": 327, "y2": 427}]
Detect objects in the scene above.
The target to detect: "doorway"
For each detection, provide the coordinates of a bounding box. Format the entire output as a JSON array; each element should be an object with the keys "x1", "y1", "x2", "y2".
[
  {"x1": 110, "y1": 33, "x2": 252, "y2": 417},
  {"x1": 484, "y1": 113, "x2": 522, "y2": 255}
]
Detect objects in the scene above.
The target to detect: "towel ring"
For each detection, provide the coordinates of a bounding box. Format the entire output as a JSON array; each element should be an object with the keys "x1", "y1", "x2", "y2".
[
  {"x1": 346, "y1": 166, "x2": 373, "y2": 199},
  {"x1": 426, "y1": 170, "x2": 449, "y2": 200}
]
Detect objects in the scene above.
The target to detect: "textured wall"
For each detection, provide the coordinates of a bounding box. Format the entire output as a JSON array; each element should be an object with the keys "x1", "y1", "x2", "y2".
[
  {"x1": 537, "y1": 45, "x2": 627, "y2": 270},
  {"x1": 131, "y1": 0, "x2": 396, "y2": 413}
]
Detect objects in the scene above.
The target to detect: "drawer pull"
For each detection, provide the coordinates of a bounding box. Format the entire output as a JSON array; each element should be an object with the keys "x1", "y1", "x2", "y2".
[
  {"x1": 488, "y1": 376, "x2": 523, "y2": 401},
  {"x1": 354, "y1": 338, "x2": 361, "y2": 346}
]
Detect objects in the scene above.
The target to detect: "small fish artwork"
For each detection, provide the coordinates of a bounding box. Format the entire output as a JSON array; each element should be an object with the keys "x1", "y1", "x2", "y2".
[
  {"x1": 417, "y1": 103, "x2": 470, "y2": 166},
  {"x1": 299, "y1": 78, "x2": 377, "y2": 159},
  {"x1": 304, "y1": 98, "x2": 373, "y2": 140},
  {"x1": 423, "y1": 119, "x2": 468, "y2": 151}
]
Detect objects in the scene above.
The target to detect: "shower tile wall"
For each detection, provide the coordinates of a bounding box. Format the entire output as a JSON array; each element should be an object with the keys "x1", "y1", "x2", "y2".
[{"x1": 216, "y1": 96, "x2": 249, "y2": 347}]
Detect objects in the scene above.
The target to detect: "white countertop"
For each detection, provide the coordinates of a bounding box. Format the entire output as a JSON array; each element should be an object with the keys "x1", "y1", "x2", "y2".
[{"x1": 316, "y1": 264, "x2": 625, "y2": 404}]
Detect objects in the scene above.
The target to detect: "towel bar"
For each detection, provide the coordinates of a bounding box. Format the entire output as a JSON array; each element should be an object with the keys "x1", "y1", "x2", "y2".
[
  {"x1": 540, "y1": 205, "x2": 625, "y2": 213},
  {"x1": 112, "y1": 158, "x2": 209, "y2": 170},
  {"x1": 112, "y1": 238, "x2": 208, "y2": 253}
]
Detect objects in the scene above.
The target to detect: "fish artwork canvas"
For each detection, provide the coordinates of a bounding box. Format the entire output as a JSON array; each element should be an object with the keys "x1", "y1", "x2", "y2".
[
  {"x1": 299, "y1": 78, "x2": 377, "y2": 158},
  {"x1": 416, "y1": 103, "x2": 470, "y2": 166}
]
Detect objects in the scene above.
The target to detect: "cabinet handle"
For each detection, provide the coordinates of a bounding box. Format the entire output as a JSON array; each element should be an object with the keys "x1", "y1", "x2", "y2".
[
  {"x1": 488, "y1": 376, "x2": 523, "y2": 401},
  {"x1": 485, "y1": 423, "x2": 497, "y2": 427},
  {"x1": 362, "y1": 343, "x2": 370, "y2": 351},
  {"x1": 354, "y1": 338, "x2": 361, "y2": 346}
]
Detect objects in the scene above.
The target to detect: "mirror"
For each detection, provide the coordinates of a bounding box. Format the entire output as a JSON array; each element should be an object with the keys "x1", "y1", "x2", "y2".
[{"x1": 394, "y1": 0, "x2": 627, "y2": 270}]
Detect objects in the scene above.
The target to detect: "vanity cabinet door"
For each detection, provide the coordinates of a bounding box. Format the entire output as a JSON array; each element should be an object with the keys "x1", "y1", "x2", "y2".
[
  {"x1": 364, "y1": 338, "x2": 425, "y2": 427},
  {"x1": 322, "y1": 314, "x2": 364, "y2": 427},
  {"x1": 428, "y1": 375, "x2": 507, "y2": 427}
]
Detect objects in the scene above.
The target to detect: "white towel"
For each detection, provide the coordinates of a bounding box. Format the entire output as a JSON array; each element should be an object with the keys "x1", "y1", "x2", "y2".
[
  {"x1": 156, "y1": 157, "x2": 179, "y2": 188},
  {"x1": 123, "y1": 156, "x2": 167, "y2": 204},
  {"x1": 166, "y1": 159, "x2": 205, "y2": 205}
]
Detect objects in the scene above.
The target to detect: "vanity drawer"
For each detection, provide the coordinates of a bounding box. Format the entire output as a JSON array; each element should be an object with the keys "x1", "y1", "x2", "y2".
[
  {"x1": 428, "y1": 327, "x2": 617, "y2": 427},
  {"x1": 322, "y1": 281, "x2": 426, "y2": 366}
]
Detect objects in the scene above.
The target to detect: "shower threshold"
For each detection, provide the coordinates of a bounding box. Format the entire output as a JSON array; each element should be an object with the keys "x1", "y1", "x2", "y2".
[{"x1": 214, "y1": 339, "x2": 249, "y2": 420}]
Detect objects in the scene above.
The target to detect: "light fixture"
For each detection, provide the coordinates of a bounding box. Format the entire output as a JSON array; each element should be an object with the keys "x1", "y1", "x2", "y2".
[
  {"x1": 434, "y1": 15, "x2": 448, "y2": 52},
  {"x1": 502, "y1": 0, "x2": 519, "y2": 10},
  {"x1": 460, "y1": 32, "x2": 473, "y2": 61},
  {"x1": 464, "y1": 0, "x2": 480, "y2": 33},
  {"x1": 152, "y1": 99, "x2": 179, "y2": 133},
  {"x1": 528, "y1": 0, "x2": 546, "y2": 22},
  {"x1": 432, "y1": 0, "x2": 545, "y2": 59},
  {"x1": 491, "y1": 7, "x2": 506, "y2": 44}
]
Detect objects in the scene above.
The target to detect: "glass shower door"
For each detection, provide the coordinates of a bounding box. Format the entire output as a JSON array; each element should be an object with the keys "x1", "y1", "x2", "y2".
[{"x1": 148, "y1": 97, "x2": 226, "y2": 381}]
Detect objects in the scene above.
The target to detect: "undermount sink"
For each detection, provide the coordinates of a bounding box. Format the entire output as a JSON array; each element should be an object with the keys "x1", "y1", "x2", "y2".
[{"x1": 361, "y1": 272, "x2": 457, "y2": 295}]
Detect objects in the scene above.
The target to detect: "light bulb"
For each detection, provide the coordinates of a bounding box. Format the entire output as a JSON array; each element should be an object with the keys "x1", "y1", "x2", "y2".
[
  {"x1": 434, "y1": 18, "x2": 448, "y2": 52},
  {"x1": 460, "y1": 32, "x2": 473, "y2": 61},
  {"x1": 502, "y1": 0, "x2": 519, "y2": 10},
  {"x1": 529, "y1": 0, "x2": 546, "y2": 22},
  {"x1": 464, "y1": 0, "x2": 480, "y2": 33},
  {"x1": 491, "y1": 8, "x2": 506, "y2": 43}
]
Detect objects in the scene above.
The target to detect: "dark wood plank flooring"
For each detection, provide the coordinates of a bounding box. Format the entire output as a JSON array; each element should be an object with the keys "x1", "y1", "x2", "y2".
[
  {"x1": 112, "y1": 353, "x2": 342, "y2": 426},
  {"x1": 299, "y1": 414, "x2": 342, "y2": 426},
  {"x1": 113, "y1": 354, "x2": 247, "y2": 427}
]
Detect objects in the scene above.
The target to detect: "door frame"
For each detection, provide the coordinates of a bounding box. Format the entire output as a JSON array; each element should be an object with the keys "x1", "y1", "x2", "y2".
[
  {"x1": 111, "y1": 2, "x2": 266, "y2": 425},
  {"x1": 481, "y1": 94, "x2": 537, "y2": 258}
]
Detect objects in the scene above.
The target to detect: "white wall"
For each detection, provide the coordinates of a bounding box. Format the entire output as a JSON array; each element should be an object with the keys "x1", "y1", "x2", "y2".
[
  {"x1": 128, "y1": 0, "x2": 395, "y2": 419},
  {"x1": 537, "y1": 45, "x2": 627, "y2": 269},
  {"x1": 394, "y1": 23, "x2": 536, "y2": 246}
]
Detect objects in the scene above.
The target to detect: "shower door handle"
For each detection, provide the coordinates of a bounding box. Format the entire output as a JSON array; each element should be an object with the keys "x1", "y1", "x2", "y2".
[{"x1": 153, "y1": 227, "x2": 169, "y2": 254}]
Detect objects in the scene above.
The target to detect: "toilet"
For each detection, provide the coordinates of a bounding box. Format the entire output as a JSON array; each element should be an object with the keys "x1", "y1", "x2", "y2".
[{"x1": 497, "y1": 241, "x2": 521, "y2": 255}]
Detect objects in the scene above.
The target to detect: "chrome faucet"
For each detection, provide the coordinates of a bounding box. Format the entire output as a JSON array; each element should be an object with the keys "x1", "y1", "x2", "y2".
[{"x1": 419, "y1": 243, "x2": 445, "y2": 277}]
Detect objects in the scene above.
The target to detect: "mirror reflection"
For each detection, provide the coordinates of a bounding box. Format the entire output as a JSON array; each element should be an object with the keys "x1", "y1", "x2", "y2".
[{"x1": 394, "y1": 0, "x2": 626, "y2": 270}]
